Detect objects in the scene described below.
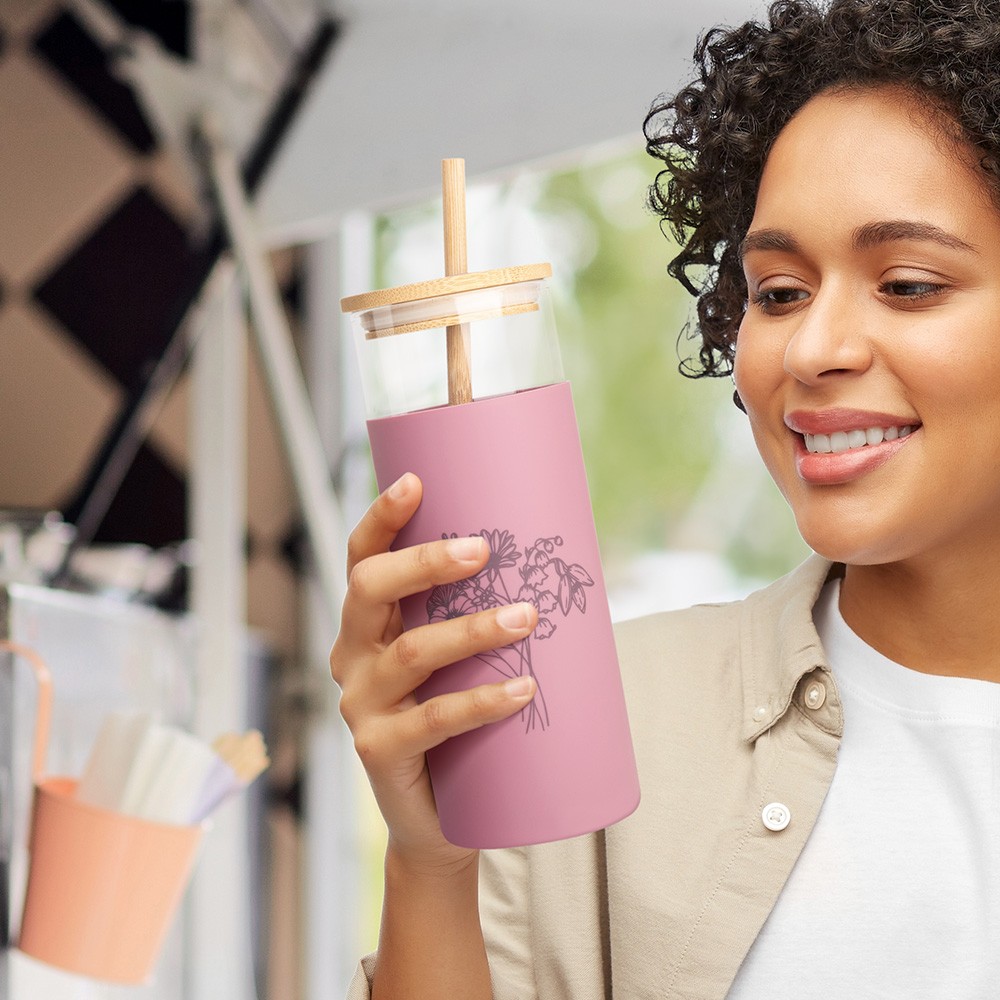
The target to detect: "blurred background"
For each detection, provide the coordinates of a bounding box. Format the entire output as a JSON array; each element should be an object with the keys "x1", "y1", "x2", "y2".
[{"x1": 0, "y1": 0, "x2": 805, "y2": 998}]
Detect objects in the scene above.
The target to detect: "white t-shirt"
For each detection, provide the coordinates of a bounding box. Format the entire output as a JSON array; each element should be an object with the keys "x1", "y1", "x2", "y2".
[{"x1": 728, "y1": 579, "x2": 1000, "y2": 999}]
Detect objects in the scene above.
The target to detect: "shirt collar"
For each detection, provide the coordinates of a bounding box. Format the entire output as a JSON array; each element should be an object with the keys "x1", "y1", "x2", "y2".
[{"x1": 739, "y1": 554, "x2": 844, "y2": 743}]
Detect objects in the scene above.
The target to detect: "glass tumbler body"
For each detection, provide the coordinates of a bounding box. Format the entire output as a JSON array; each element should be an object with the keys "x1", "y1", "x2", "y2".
[{"x1": 344, "y1": 271, "x2": 639, "y2": 848}]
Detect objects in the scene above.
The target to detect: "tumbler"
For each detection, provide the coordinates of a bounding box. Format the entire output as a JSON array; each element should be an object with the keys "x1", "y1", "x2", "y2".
[{"x1": 340, "y1": 161, "x2": 639, "y2": 848}]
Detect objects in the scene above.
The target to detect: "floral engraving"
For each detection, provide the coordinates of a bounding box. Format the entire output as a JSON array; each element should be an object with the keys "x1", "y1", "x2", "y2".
[{"x1": 427, "y1": 530, "x2": 595, "y2": 732}]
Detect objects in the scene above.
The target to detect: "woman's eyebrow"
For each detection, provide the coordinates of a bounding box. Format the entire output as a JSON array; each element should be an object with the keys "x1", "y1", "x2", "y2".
[
  {"x1": 851, "y1": 219, "x2": 979, "y2": 254},
  {"x1": 738, "y1": 229, "x2": 801, "y2": 261},
  {"x1": 739, "y1": 221, "x2": 979, "y2": 261}
]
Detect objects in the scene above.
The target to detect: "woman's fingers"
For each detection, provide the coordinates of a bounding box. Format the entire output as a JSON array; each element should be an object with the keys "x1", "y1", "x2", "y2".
[
  {"x1": 346, "y1": 472, "x2": 422, "y2": 577},
  {"x1": 352, "y1": 674, "x2": 537, "y2": 773},
  {"x1": 348, "y1": 535, "x2": 489, "y2": 608},
  {"x1": 337, "y1": 536, "x2": 492, "y2": 662},
  {"x1": 330, "y1": 471, "x2": 540, "y2": 865},
  {"x1": 337, "y1": 472, "x2": 494, "y2": 654},
  {"x1": 343, "y1": 602, "x2": 538, "y2": 712}
]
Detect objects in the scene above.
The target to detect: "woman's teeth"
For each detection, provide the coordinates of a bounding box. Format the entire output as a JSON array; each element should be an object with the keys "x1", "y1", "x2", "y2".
[{"x1": 803, "y1": 425, "x2": 915, "y2": 454}]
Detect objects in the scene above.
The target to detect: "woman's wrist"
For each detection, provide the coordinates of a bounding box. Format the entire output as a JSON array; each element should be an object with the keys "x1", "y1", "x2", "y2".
[
  {"x1": 384, "y1": 837, "x2": 480, "y2": 886},
  {"x1": 373, "y1": 841, "x2": 491, "y2": 1000}
]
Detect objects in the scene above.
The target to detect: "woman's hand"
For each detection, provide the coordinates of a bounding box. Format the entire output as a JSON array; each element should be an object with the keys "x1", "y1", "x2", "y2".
[{"x1": 330, "y1": 472, "x2": 538, "y2": 873}]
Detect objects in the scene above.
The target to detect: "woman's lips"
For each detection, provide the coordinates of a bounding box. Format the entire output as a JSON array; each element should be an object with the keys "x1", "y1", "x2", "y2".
[
  {"x1": 785, "y1": 408, "x2": 918, "y2": 436},
  {"x1": 792, "y1": 427, "x2": 918, "y2": 485},
  {"x1": 784, "y1": 409, "x2": 921, "y2": 485}
]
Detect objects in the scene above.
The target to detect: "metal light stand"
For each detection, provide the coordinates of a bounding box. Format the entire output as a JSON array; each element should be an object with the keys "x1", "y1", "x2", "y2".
[
  {"x1": 202, "y1": 121, "x2": 348, "y2": 618},
  {"x1": 201, "y1": 124, "x2": 361, "y2": 1000}
]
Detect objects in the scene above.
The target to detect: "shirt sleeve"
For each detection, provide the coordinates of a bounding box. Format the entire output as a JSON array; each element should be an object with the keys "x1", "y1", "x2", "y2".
[
  {"x1": 479, "y1": 845, "x2": 539, "y2": 999},
  {"x1": 345, "y1": 953, "x2": 377, "y2": 998}
]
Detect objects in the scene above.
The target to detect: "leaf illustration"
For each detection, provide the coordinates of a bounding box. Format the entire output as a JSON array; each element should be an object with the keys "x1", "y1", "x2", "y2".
[
  {"x1": 567, "y1": 563, "x2": 594, "y2": 587},
  {"x1": 557, "y1": 575, "x2": 572, "y2": 615},
  {"x1": 572, "y1": 584, "x2": 587, "y2": 613}
]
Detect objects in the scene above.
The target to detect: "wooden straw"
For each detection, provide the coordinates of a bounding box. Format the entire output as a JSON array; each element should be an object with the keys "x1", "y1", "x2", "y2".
[{"x1": 442, "y1": 158, "x2": 473, "y2": 405}]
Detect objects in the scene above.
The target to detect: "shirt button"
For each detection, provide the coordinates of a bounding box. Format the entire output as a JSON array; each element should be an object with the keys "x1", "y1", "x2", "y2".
[
  {"x1": 804, "y1": 681, "x2": 826, "y2": 710},
  {"x1": 752, "y1": 706, "x2": 768, "y2": 722},
  {"x1": 762, "y1": 802, "x2": 791, "y2": 832}
]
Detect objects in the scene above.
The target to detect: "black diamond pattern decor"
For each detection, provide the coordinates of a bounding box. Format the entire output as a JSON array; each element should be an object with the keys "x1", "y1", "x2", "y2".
[
  {"x1": 101, "y1": 0, "x2": 191, "y2": 58},
  {"x1": 94, "y1": 441, "x2": 187, "y2": 546},
  {"x1": 33, "y1": 10, "x2": 158, "y2": 154},
  {"x1": 33, "y1": 186, "x2": 195, "y2": 392},
  {"x1": 3, "y1": 0, "x2": 329, "y2": 638},
  {"x1": 26, "y1": 4, "x2": 197, "y2": 559}
]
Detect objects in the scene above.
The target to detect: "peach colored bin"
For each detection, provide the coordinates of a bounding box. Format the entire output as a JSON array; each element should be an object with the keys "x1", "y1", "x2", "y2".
[{"x1": 3, "y1": 641, "x2": 204, "y2": 985}]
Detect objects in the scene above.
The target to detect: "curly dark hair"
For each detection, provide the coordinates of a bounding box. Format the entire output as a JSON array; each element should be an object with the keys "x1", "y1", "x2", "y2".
[{"x1": 645, "y1": 0, "x2": 1000, "y2": 393}]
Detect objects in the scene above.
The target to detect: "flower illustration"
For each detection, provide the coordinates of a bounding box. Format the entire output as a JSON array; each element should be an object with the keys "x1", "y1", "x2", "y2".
[
  {"x1": 425, "y1": 528, "x2": 594, "y2": 732},
  {"x1": 518, "y1": 565, "x2": 549, "y2": 593},
  {"x1": 535, "y1": 617, "x2": 556, "y2": 640},
  {"x1": 468, "y1": 578, "x2": 501, "y2": 610},
  {"x1": 427, "y1": 583, "x2": 480, "y2": 623},
  {"x1": 479, "y1": 528, "x2": 521, "y2": 581},
  {"x1": 535, "y1": 590, "x2": 559, "y2": 615}
]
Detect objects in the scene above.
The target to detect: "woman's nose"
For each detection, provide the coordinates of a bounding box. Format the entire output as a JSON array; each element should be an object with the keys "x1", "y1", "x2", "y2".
[{"x1": 782, "y1": 288, "x2": 873, "y2": 385}]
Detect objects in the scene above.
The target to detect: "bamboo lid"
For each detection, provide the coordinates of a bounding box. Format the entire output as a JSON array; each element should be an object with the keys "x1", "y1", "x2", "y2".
[
  {"x1": 357, "y1": 281, "x2": 545, "y2": 340},
  {"x1": 344, "y1": 158, "x2": 552, "y2": 406},
  {"x1": 339, "y1": 262, "x2": 552, "y2": 313}
]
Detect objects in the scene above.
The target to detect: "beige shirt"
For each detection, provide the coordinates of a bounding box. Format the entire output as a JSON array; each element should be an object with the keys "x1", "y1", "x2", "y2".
[{"x1": 349, "y1": 555, "x2": 842, "y2": 999}]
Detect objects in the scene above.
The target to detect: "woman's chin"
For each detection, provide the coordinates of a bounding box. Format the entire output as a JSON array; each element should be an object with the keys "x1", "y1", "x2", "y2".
[{"x1": 793, "y1": 520, "x2": 901, "y2": 568}]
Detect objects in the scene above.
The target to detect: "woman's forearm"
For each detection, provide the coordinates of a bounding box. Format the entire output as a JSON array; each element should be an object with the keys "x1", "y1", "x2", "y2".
[{"x1": 371, "y1": 846, "x2": 492, "y2": 1000}]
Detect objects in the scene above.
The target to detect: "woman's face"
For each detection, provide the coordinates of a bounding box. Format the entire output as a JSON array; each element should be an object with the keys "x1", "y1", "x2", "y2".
[{"x1": 735, "y1": 86, "x2": 1000, "y2": 568}]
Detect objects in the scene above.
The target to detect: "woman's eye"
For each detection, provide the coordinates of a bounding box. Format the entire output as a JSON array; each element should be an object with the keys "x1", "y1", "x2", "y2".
[
  {"x1": 751, "y1": 286, "x2": 809, "y2": 313},
  {"x1": 878, "y1": 279, "x2": 945, "y2": 300}
]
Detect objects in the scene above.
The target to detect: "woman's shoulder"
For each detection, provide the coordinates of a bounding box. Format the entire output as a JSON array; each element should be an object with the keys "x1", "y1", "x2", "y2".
[
  {"x1": 613, "y1": 594, "x2": 744, "y2": 653},
  {"x1": 611, "y1": 554, "x2": 834, "y2": 702}
]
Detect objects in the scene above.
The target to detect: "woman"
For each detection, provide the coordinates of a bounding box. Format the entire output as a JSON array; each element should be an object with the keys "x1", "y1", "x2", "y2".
[{"x1": 334, "y1": 1, "x2": 1000, "y2": 996}]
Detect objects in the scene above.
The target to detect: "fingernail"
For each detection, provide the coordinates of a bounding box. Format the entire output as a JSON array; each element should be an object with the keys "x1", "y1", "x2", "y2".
[
  {"x1": 504, "y1": 676, "x2": 534, "y2": 699},
  {"x1": 446, "y1": 536, "x2": 486, "y2": 562},
  {"x1": 387, "y1": 473, "x2": 412, "y2": 499},
  {"x1": 496, "y1": 603, "x2": 532, "y2": 630}
]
